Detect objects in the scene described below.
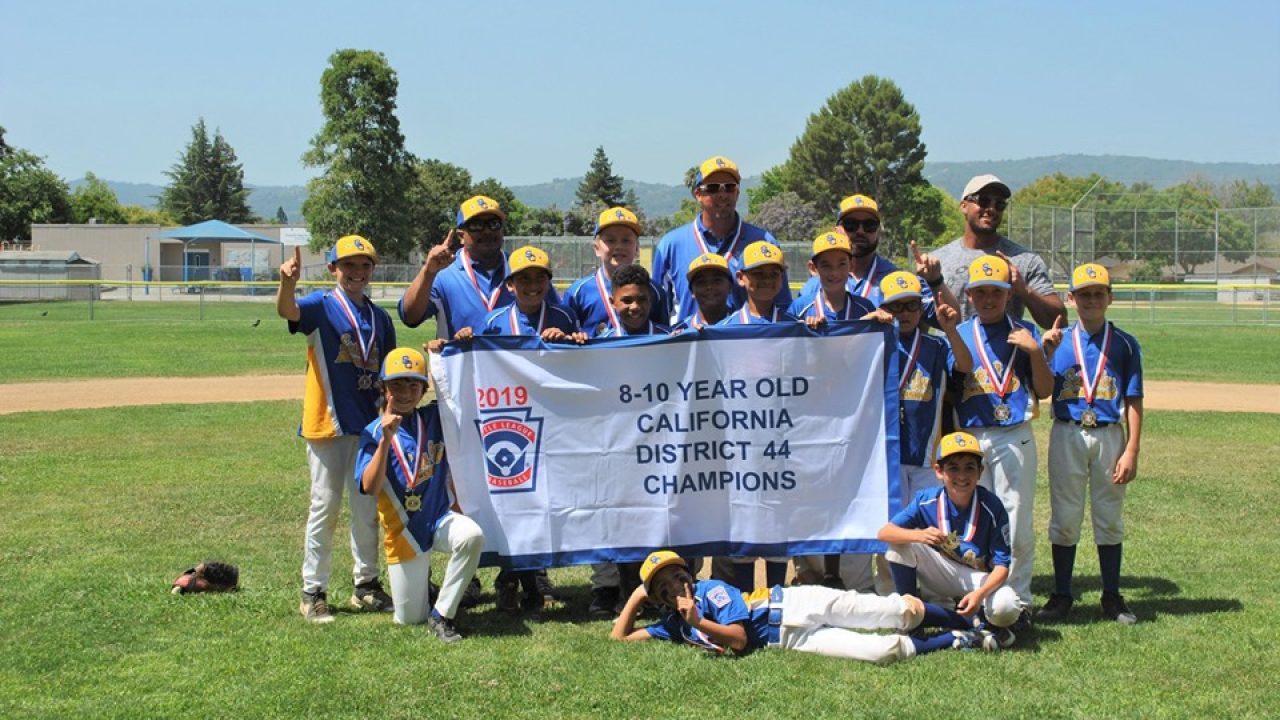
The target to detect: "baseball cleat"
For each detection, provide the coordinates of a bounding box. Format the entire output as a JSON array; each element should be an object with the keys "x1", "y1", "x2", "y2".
[
  {"x1": 1101, "y1": 592, "x2": 1137, "y2": 625},
  {"x1": 589, "y1": 586, "x2": 621, "y2": 619},
  {"x1": 428, "y1": 614, "x2": 463, "y2": 644},
  {"x1": 300, "y1": 591, "x2": 336, "y2": 624},
  {"x1": 1036, "y1": 593, "x2": 1074, "y2": 622},
  {"x1": 950, "y1": 630, "x2": 994, "y2": 651},
  {"x1": 983, "y1": 626, "x2": 1016, "y2": 649},
  {"x1": 351, "y1": 580, "x2": 394, "y2": 612}
]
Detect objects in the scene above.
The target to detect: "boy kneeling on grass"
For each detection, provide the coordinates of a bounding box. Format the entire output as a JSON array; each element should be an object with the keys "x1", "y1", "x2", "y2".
[
  {"x1": 611, "y1": 550, "x2": 1001, "y2": 663},
  {"x1": 356, "y1": 347, "x2": 484, "y2": 643}
]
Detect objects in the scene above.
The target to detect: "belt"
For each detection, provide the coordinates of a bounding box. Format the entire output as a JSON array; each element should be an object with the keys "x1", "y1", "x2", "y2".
[
  {"x1": 1055, "y1": 418, "x2": 1116, "y2": 428},
  {"x1": 766, "y1": 585, "x2": 784, "y2": 647}
]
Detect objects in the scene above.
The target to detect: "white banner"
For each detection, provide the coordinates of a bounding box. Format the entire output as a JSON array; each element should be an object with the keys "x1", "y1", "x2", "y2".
[{"x1": 429, "y1": 322, "x2": 902, "y2": 569}]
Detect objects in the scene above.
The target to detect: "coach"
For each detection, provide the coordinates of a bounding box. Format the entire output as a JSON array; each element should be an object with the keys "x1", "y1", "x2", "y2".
[{"x1": 932, "y1": 175, "x2": 1066, "y2": 329}]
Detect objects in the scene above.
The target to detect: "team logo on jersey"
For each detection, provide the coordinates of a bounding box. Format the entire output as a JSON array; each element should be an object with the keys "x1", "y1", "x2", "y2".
[{"x1": 475, "y1": 406, "x2": 543, "y2": 493}]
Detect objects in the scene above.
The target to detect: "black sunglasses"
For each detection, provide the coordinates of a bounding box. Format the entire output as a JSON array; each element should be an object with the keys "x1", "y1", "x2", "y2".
[
  {"x1": 463, "y1": 217, "x2": 504, "y2": 232},
  {"x1": 883, "y1": 300, "x2": 922, "y2": 313},
  {"x1": 964, "y1": 195, "x2": 1009, "y2": 211},
  {"x1": 696, "y1": 182, "x2": 739, "y2": 195},
  {"x1": 840, "y1": 217, "x2": 881, "y2": 233}
]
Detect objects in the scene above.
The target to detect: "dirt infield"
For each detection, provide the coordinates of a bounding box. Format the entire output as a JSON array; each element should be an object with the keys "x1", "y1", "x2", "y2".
[{"x1": 1, "y1": 376, "x2": 1277, "y2": 415}]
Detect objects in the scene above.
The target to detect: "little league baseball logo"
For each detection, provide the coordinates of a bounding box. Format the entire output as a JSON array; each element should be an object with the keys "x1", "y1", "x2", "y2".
[{"x1": 475, "y1": 406, "x2": 544, "y2": 493}]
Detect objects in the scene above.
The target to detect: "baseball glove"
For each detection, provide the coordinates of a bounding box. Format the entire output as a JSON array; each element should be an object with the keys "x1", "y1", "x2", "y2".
[{"x1": 170, "y1": 561, "x2": 240, "y2": 594}]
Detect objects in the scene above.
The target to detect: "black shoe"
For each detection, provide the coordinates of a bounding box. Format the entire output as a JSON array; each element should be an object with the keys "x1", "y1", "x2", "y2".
[
  {"x1": 1036, "y1": 593, "x2": 1074, "y2": 622},
  {"x1": 350, "y1": 580, "x2": 394, "y2": 612},
  {"x1": 589, "y1": 586, "x2": 621, "y2": 619},
  {"x1": 522, "y1": 586, "x2": 546, "y2": 613},
  {"x1": 534, "y1": 570, "x2": 562, "y2": 608},
  {"x1": 428, "y1": 613, "x2": 463, "y2": 643},
  {"x1": 496, "y1": 580, "x2": 520, "y2": 613},
  {"x1": 1010, "y1": 607, "x2": 1034, "y2": 633},
  {"x1": 1101, "y1": 592, "x2": 1137, "y2": 625},
  {"x1": 460, "y1": 578, "x2": 482, "y2": 610}
]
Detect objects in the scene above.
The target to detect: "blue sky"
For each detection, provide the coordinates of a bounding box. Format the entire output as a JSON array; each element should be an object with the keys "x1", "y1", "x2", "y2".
[{"x1": 3, "y1": 0, "x2": 1277, "y2": 187}]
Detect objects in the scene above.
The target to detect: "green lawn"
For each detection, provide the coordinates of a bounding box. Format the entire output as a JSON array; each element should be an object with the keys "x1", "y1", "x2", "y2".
[
  {"x1": 2, "y1": 300, "x2": 1277, "y2": 385},
  {"x1": 0, "y1": 403, "x2": 1276, "y2": 718}
]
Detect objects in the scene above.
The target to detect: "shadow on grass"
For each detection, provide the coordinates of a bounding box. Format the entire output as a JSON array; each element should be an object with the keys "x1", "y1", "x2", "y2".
[{"x1": 1026, "y1": 573, "x2": 1244, "y2": 630}]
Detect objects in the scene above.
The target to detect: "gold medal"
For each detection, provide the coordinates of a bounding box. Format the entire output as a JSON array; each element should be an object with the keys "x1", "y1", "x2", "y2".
[
  {"x1": 993, "y1": 403, "x2": 1011, "y2": 422},
  {"x1": 404, "y1": 494, "x2": 422, "y2": 513},
  {"x1": 358, "y1": 373, "x2": 372, "y2": 390},
  {"x1": 943, "y1": 531, "x2": 960, "y2": 551},
  {"x1": 1081, "y1": 408, "x2": 1098, "y2": 427}
]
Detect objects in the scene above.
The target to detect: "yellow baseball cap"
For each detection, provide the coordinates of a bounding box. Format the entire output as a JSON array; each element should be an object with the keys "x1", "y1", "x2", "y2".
[
  {"x1": 381, "y1": 347, "x2": 428, "y2": 383},
  {"x1": 328, "y1": 234, "x2": 378, "y2": 264},
  {"x1": 693, "y1": 155, "x2": 741, "y2": 185},
  {"x1": 837, "y1": 193, "x2": 881, "y2": 221},
  {"x1": 506, "y1": 245, "x2": 552, "y2": 280},
  {"x1": 595, "y1": 206, "x2": 641, "y2": 236},
  {"x1": 639, "y1": 550, "x2": 688, "y2": 595},
  {"x1": 686, "y1": 252, "x2": 732, "y2": 281},
  {"x1": 811, "y1": 231, "x2": 853, "y2": 259},
  {"x1": 456, "y1": 195, "x2": 507, "y2": 227},
  {"x1": 936, "y1": 432, "x2": 984, "y2": 462},
  {"x1": 966, "y1": 255, "x2": 1011, "y2": 290},
  {"x1": 741, "y1": 240, "x2": 785, "y2": 271},
  {"x1": 879, "y1": 271, "x2": 924, "y2": 306},
  {"x1": 1070, "y1": 263, "x2": 1111, "y2": 291}
]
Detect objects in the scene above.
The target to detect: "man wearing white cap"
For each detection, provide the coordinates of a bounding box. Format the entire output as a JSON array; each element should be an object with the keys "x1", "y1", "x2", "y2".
[{"x1": 931, "y1": 175, "x2": 1066, "y2": 329}]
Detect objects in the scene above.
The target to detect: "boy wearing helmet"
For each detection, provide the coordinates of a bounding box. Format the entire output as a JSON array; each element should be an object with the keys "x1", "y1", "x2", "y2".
[{"x1": 356, "y1": 348, "x2": 485, "y2": 642}]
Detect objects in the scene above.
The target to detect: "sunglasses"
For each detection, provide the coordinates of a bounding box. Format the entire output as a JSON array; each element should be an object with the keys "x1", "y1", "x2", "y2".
[
  {"x1": 840, "y1": 217, "x2": 881, "y2": 233},
  {"x1": 463, "y1": 217, "x2": 504, "y2": 232},
  {"x1": 696, "y1": 182, "x2": 739, "y2": 195},
  {"x1": 964, "y1": 195, "x2": 1009, "y2": 211},
  {"x1": 883, "y1": 300, "x2": 922, "y2": 313}
]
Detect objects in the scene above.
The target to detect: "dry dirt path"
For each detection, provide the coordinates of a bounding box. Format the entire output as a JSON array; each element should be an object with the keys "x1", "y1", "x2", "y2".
[{"x1": 1, "y1": 376, "x2": 1277, "y2": 415}]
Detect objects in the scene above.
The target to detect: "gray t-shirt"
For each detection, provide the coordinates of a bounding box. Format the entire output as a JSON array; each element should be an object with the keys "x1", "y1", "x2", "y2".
[{"x1": 932, "y1": 236, "x2": 1056, "y2": 322}]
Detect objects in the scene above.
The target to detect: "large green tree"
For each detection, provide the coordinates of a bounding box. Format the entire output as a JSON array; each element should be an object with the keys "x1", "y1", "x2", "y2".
[
  {"x1": 575, "y1": 146, "x2": 625, "y2": 208},
  {"x1": 746, "y1": 191, "x2": 825, "y2": 245},
  {"x1": 69, "y1": 172, "x2": 127, "y2": 224},
  {"x1": 0, "y1": 126, "x2": 71, "y2": 241},
  {"x1": 763, "y1": 75, "x2": 937, "y2": 253},
  {"x1": 409, "y1": 158, "x2": 474, "y2": 247},
  {"x1": 158, "y1": 118, "x2": 253, "y2": 224},
  {"x1": 302, "y1": 49, "x2": 416, "y2": 259}
]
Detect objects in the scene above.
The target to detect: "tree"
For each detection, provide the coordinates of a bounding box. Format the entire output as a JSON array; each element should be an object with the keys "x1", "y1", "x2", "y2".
[
  {"x1": 0, "y1": 126, "x2": 71, "y2": 242},
  {"x1": 746, "y1": 191, "x2": 825, "y2": 245},
  {"x1": 159, "y1": 118, "x2": 253, "y2": 224},
  {"x1": 302, "y1": 49, "x2": 416, "y2": 260},
  {"x1": 575, "y1": 146, "x2": 625, "y2": 208},
  {"x1": 69, "y1": 172, "x2": 127, "y2": 224},
  {"x1": 772, "y1": 76, "x2": 931, "y2": 246},
  {"x1": 275, "y1": 206, "x2": 289, "y2": 224},
  {"x1": 409, "y1": 158, "x2": 473, "y2": 247}
]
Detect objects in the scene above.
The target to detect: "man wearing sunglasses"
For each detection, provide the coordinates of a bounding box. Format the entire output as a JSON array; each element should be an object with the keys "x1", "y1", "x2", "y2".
[
  {"x1": 932, "y1": 175, "x2": 1065, "y2": 329},
  {"x1": 652, "y1": 156, "x2": 791, "y2": 324}
]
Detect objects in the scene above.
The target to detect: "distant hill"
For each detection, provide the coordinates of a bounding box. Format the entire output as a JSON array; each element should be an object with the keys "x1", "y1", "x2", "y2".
[{"x1": 78, "y1": 155, "x2": 1279, "y2": 223}]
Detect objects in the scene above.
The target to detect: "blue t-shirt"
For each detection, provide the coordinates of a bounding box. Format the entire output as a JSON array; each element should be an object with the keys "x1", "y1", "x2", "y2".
[
  {"x1": 716, "y1": 305, "x2": 796, "y2": 326},
  {"x1": 563, "y1": 266, "x2": 668, "y2": 336},
  {"x1": 397, "y1": 249, "x2": 560, "y2": 339},
  {"x1": 890, "y1": 486, "x2": 1012, "y2": 572},
  {"x1": 480, "y1": 301, "x2": 579, "y2": 337},
  {"x1": 896, "y1": 330, "x2": 955, "y2": 467},
  {"x1": 953, "y1": 315, "x2": 1042, "y2": 428},
  {"x1": 289, "y1": 289, "x2": 396, "y2": 438},
  {"x1": 794, "y1": 254, "x2": 901, "y2": 308},
  {"x1": 651, "y1": 215, "x2": 791, "y2": 323},
  {"x1": 789, "y1": 290, "x2": 876, "y2": 322},
  {"x1": 644, "y1": 579, "x2": 770, "y2": 653},
  {"x1": 1049, "y1": 322, "x2": 1143, "y2": 424},
  {"x1": 354, "y1": 402, "x2": 454, "y2": 563}
]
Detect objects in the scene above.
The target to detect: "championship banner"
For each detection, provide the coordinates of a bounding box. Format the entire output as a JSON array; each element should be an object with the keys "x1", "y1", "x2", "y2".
[{"x1": 429, "y1": 322, "x2": 902, "y2": 569}]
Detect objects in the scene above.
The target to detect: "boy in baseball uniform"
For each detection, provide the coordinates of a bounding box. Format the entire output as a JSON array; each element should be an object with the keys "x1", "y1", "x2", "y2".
[
  {"x1": 1036, "y1": 263, "x2": 1144, "y2": 625},
  {"x1": 669, "y1": 253, "x2": 733, "y2": 332},
  {"x1": 356, "y1": 347, "x2": 484, "y2": 642},
  {"x1": 564, "y1": 207, "x2": 667, "y2": 336}
]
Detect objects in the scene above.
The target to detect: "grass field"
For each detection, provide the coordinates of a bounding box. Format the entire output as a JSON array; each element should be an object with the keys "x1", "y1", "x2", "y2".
[
  {"x1": 1, "y1": 402, "x2": 1277, "y2": 718},
  {"x1": 2, "y1": 300, "x2": 1278, "y2": 384}
]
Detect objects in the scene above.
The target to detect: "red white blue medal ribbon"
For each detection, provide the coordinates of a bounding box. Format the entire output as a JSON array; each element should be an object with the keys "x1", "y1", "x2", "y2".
[
  {"x1": 816, "y1": 292, "x2": 855, "y2": 321},
  {"x1": 390, "y1": 412, "x2": 425, "y2": 493},
  {"x1": 972, "y1": 316, "x2": 1019, "y2": 400},
  {"x1": 594, "y1": 266, "x2": 621, "y2": 333},
  {"x1": 1071, "y1": 322, "x2": 1112, "y2": 405},
  {"x1": 898, "y1": 329, "x2": 923, "y2": 395},
  {"x1": 509, "y1": 301, "x2": 547, "y2": 336},
  {"x1": 332, "y1": 287, "x2": 376, "y2": 365},
  {"x1": 692, "y1": 216, "x2": 744, "y2": 263},
  {"x1": 737, "y1": 305, "x2": 782, "y2": 324},
  {"x1": 461, "y1": 248, "x2": 504, "y2": 312},
  {"x1": 850, "y1": 256, "x2": 880, "y2": 299},
  {"x1": 937, "y1": 489, "x2": 980, "y2": 543}
]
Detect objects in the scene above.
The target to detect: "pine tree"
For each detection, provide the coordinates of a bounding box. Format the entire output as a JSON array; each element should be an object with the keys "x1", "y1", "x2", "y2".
[
  {"x1": 159, "y1": 118, "x2": 253, "y2": 224},
  {"x1": 275, "y1": 206, "x2": 288, "y2": 224},
  {"x1": 575, "y1": 146, "x2": 625, "y2": 208}
]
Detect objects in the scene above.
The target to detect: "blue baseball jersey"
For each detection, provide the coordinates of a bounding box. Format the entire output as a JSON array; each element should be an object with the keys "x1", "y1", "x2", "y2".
[
  {"x1": 651, "y1": 215, "x2": 791, "y2": 323},
  {"x1": 890, "y1": 486, "x2": 1012, "y2": 572},
  {"x1": 480, "y1": 301, "x2": 579, "y2": 337},
  {"x1": 788, "y1": 290, "x2": 876, "y2": 322},
  {"x1": 594, "y1": 321, "x2": 670, "y2": 338},
  {"x1": 1049, "y1": 322, "x2": 1144, "y2": 424},
  {"x1": 669, "y1": 312, "x2": 726, "y2": 333},
  {"x1": 953, "y1": 315, "x2": 1042, "y2": 428},
  {"x1": 644, "y1": 579, "x2": 770, "y2": 653},
  {"x1": 563, "y1": 267, "x2": 668, "y2": 336},
  {"x1": 354, "y1": 402, "x2": 454, "y2": 564},
  {"x1": 288, "y1": 289, "x2": 397, "y2": 438},
  {"x1": 397, "y1": 250, "x2": 560, "y2": 339},
  {"x1": 795, "y1": 254, "x2": 901, "y2": 308},
  {"x1": 716, "y1": 305, "x2": 797, "y2": 326},
  {"x1": 896, "y1": 330, "x2": 955, "y2": 467}
]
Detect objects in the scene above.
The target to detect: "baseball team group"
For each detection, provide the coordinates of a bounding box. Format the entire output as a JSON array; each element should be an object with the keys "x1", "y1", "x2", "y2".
[{"x1": 272, "y1": 155, "x2": 1144, "y2": 664}]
